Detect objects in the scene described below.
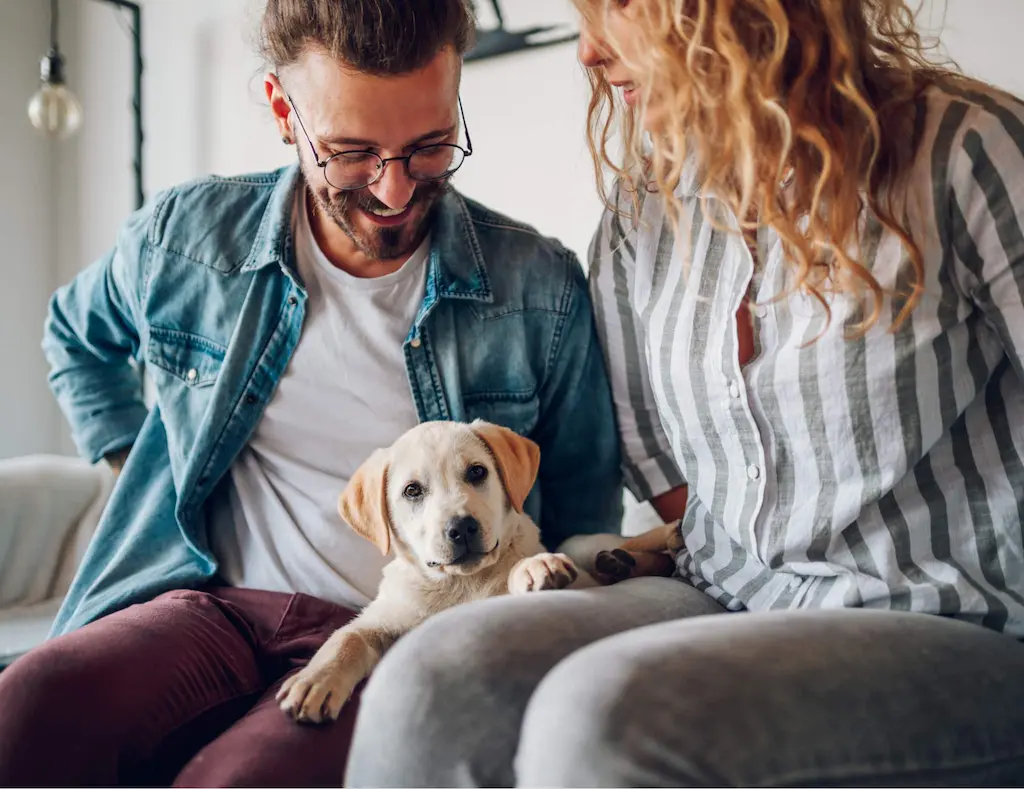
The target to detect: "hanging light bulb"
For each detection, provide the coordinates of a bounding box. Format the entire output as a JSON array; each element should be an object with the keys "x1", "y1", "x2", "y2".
[
  {"x1": 28, "y1": 53, "x2": 83, "y2": 139},
  {"x1": 27, "y1": 0, "x2": 83, "y2": 140}
]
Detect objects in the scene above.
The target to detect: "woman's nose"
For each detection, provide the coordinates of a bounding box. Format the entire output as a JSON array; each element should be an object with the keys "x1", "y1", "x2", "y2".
[{"x1": 578, "y1": 25, "x2": 608, "y2": 69}]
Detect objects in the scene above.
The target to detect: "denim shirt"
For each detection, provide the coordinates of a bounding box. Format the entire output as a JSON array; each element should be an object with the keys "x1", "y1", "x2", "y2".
[{"x1": 43, "y1": 165, "x2": 623, "y2": 636}]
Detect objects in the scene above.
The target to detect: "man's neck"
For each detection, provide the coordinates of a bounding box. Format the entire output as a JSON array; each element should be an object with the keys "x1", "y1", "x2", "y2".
[{"x1": 307, "y1": 191, "x2": 410, "y2": 279}]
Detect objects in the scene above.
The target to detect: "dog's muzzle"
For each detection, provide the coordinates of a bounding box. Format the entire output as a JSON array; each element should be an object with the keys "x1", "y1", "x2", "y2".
[{"x1": 427, "y1": 517, "x2": 498, "y2": 569}]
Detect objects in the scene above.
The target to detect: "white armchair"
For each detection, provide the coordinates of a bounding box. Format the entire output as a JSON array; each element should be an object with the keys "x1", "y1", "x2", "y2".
[{"x1": 0, "y1": 455, "x2": 114, "y2": 666}]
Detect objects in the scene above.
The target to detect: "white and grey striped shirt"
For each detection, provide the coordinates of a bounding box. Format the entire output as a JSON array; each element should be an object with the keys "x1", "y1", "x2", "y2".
[{"x1": 590, "y1": 83, "x2": 1024, "y2": 636}]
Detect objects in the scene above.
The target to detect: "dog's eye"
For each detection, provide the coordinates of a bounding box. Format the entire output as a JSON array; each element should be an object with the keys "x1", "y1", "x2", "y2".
[
  {"x1": 403, "y1": 482, "x2": 425, "y2": 500},
  {"x1": 466, "y1": 464, "x2": 488, "y2": 484}
]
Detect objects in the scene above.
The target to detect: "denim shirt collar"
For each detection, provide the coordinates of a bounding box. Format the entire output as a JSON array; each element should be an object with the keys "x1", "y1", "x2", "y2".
[{"x1": 240, "y1": 164, "x2": 493, "y2": 305}]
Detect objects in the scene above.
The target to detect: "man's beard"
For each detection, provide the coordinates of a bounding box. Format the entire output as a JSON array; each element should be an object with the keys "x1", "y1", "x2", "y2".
[{"x1": 308, "y1": 177, "x2": 447, "y2": 262}]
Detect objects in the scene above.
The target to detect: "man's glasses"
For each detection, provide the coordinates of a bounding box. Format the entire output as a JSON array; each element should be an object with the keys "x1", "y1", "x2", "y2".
[{"x1": 287, "y1": 94, "x2": 473, "y2": 191}]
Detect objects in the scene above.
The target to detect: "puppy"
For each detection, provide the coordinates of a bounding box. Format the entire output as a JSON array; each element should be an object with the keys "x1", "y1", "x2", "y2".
[{"x1": 277, "y1": 419, "x2": 588, "y2": 724}]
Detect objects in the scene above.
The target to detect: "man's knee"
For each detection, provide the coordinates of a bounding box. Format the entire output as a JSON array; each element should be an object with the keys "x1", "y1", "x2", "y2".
[
  {"x1": 0, "y1": 639, "x2": 103, "y2": 727},
  {"x1": 0, "y1": 639, "x2": 120, "y2": 783}
]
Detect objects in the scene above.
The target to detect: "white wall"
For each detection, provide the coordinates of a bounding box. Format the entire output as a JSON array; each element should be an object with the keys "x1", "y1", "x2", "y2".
[
  {"x1": 0, "y1": 0, "x2": 62, "y2": 459},
  {"x1": 4, "y1": 0, "x2": 1024, "y2": 460},
  {"x1": 918, "y1": 0, "x2": 1024, "y2": 99}
]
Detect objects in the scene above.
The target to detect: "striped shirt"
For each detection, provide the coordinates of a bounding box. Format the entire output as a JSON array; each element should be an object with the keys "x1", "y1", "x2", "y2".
[{"x1": 590, "y1": 83, "x2": 1024, "y2": 636}]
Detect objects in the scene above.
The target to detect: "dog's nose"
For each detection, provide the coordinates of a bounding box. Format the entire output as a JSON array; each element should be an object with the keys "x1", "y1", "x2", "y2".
[{"x1": 446, "y1": 515, "x2": 480, "y2": 543}]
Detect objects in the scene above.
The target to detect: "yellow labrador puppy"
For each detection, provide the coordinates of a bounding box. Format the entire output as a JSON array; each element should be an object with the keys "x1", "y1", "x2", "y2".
[{"x1": 277, "y1": 419, "x2": 589, "y2": 724}]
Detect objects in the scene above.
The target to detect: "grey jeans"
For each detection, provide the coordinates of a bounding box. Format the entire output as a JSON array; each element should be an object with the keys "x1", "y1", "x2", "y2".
[{"x1": 345, "y1": 578, "x2": 1024, "y2": 787}]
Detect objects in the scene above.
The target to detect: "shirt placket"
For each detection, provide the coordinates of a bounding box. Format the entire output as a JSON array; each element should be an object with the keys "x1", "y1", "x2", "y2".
[{"x1": 716, "y1": 224, "x2": 771, "y2": 554}]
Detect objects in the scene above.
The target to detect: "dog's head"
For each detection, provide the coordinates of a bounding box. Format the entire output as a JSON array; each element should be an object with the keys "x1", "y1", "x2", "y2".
[{"x1": 339, "y1": 420, "x2": 540, "y2": 577}]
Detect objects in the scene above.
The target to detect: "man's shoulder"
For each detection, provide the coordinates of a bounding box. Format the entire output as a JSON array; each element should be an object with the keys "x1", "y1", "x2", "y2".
[
  {"x1": 459, "y1": 192, "x2": 573, "y2": 261},
  {"x1": 454, "y1": 192, "x2": 586, "y2": 312},
  {"x1": 142, "y1": 167, "x2": 293, "y2": 272}
]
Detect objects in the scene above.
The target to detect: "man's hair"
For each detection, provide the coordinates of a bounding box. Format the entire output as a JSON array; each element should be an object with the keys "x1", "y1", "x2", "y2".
[{"x1": 259, "y1": 0, "x2": 476, "y2": 74}]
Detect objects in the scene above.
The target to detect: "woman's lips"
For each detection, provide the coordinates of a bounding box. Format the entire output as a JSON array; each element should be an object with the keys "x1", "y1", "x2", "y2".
[{"x1": 612, "y1": 81, "x2": 639, "y2": 107}]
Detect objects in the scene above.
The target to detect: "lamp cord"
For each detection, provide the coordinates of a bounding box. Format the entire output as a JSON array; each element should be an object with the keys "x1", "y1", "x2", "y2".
[{"x1": 50, "y1": 0, "x2": 59, "y2": 52}]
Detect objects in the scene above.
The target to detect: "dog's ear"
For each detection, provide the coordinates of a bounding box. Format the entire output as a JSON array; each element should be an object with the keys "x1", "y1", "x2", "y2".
[
  {"x1": 471, "y1": 421, "x2": 541, "y2": 513},
  {"x1": 339, "y1": 448, "x2": 391, "y2": 555}
]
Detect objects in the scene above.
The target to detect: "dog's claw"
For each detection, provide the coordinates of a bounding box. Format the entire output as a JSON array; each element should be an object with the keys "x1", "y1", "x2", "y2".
[{"x1": 278, "y1": 664, "x2": 354, "y2": 725}]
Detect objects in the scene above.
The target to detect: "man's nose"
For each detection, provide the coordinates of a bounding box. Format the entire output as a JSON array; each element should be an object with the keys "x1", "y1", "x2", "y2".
[{"x1": 369, "y1": 159, "x2": 416, "y2": 211}]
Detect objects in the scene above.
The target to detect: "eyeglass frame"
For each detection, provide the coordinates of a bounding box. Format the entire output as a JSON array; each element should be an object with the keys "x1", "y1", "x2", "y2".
[{"x1": 286, "y1": 92, "x2": 474, "y2": 191}]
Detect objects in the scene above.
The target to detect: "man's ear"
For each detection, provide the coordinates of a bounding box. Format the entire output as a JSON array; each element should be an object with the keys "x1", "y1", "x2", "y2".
[
  {"x1": 339, "y1": 448, "x2": 391, "y2": 555},
  {"x1": 264, "y1": 72, "x2": 293, "y2": 143},
  {"x1": 470, "y1": 420, "x2": 541, "y2": 513}
]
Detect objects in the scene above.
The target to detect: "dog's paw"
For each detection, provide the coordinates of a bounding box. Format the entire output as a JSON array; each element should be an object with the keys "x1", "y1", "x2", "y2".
[
  {"x1": 593, "y1": 548, "x2": 637, "y2": 584},
  {"x1": 509, "y1": 552, "x2": 579, "y2": 594},
  {"x1": 276, "y1": 662, "x2": 359, "y2": 725}
]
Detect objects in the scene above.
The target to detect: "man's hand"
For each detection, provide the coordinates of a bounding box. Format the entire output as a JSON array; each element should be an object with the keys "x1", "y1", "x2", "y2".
[{"x1": 104, "y1": 447, "x2": 132, "y2": 476}]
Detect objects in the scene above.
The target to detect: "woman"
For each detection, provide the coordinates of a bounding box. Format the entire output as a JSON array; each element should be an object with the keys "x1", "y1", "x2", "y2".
[{"x1": 346, "y1": 1, "x2": 1024, "y2": 785}]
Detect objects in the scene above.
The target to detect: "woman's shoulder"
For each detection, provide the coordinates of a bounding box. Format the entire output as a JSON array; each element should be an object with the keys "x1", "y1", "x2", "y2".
[{"x1": 920, "y1": 78, "x2": 1024, "y2": 158}]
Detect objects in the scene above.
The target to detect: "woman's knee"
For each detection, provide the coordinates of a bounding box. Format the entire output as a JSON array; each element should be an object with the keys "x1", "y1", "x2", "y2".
[
  {"x1": 349, "y1": 581, "x2": 723, "y2": 787},
  {"x1": 346, "y1": 588, "x2": 646, "y2": 787},
  {"x1": 516, "y1": 610, "x2": 1024, "y2": 787},
  {"x1": 515, "y1": 629, "x2": 707, "y2": 788},
  {"x1": 348, "y1": 597, "x2": 554, "y2": 786}
]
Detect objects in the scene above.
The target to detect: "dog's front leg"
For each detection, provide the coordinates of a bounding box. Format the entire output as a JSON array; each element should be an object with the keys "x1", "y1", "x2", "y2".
[{"x1": 277, "y1": 626, "x2": 394, "y2": 724}]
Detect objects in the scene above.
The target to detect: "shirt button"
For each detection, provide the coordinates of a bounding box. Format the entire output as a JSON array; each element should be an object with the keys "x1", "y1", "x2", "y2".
[
  {"x1": 728, "y1": 380, "x2": 741, "y2": 399},
  {"x1": 186, "y1": 368, "x2": 198, "y2": 383},
  {"x1": 755, "y1": 305, "x2": 768, "y2": 319},
  {"x1": 288, "y1": 296, "x2": 298, "y2": 306},
  {"x1": 747, "y1": 464, "x2": 761, "y2": 481},
  {"x1": 245, "y1": 394, "x2": 259, "y2": 405},
  {"x1": 410, "y1": 337, "x2": 422, "y2": 349}
]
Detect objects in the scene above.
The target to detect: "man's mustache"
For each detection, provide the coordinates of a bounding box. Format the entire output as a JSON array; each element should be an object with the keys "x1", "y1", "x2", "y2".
[
  {"x1": 339, "y1": 182, "x2": 447, "y2": 215},
  {"x1": 356, "y1": 192, "x2": 401, "y2": 213}
]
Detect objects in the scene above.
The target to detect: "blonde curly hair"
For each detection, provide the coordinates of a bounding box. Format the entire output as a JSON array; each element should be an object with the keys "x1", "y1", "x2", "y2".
[{"x1": 577, "y1": 0, "x2": 960, "y2": 333}]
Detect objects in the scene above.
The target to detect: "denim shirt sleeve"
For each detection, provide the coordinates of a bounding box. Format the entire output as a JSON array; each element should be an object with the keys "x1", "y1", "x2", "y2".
[
  {"x1": 531, "y1": 252, "x2": 624, "y2": 547},
  {"x1": 42, "y1": 203, "x2": 152, "y2": 463}
]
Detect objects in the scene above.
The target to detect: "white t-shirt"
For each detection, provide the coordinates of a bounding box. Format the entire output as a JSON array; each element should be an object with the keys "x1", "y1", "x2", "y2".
[{"x1": 210, "y1": 187, "x2": 429, "y2": 609}]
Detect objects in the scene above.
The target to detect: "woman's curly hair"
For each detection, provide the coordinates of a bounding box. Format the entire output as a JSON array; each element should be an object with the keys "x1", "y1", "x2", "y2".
[{"x1": 577, "y1": 0, "x2": 960, "y2": 334}]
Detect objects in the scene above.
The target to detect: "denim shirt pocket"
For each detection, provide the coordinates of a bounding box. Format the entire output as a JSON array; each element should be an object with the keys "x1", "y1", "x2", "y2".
[
  {"x1": 147, "y1": 327, "x2": 226, "y2": 387},
  {"x1": 146, "y1": 327, "x2": 227, "y2": 464}
]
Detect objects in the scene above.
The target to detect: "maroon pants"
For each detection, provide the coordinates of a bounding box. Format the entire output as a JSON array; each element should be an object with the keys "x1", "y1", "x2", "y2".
[{"x1": 0, "y1": 587, "x2": 361, "y2": 787}]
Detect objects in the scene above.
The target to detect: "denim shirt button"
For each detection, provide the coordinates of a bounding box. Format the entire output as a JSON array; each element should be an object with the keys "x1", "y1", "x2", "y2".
[
  {"x1": 410, "y1": 337, "x2": 422, "y2": 349},
  {"x1": 288, "y1": 296, "x2": 298, "y2": 306},
  {"x1": 186, "y1": 368, "x2": 198, "y2": 383},
  {"x1": 245, "y1": 394, "x2": 258, "y2": 404}
]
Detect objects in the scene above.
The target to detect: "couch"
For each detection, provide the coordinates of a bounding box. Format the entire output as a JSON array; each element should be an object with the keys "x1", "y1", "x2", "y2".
[{"x1": 0, "y1": 455, "x2": 114, "y2": 667}]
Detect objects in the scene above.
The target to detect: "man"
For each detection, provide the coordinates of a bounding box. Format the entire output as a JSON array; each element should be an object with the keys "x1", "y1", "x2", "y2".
[{"x1": 0, "y1": 0, "x2": 622, "y2": 784}]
